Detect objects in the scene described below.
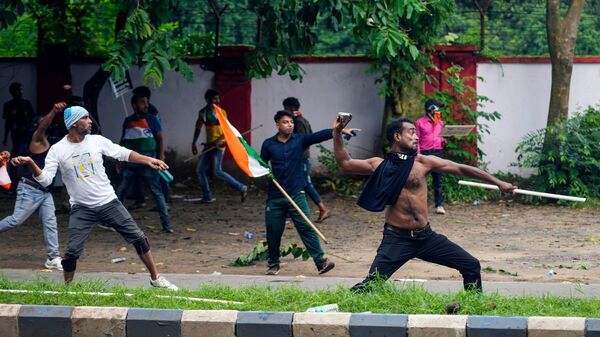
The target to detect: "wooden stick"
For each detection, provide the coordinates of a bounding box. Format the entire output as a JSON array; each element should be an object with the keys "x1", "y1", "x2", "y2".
[
  {"x1": 458, "y1": 180, "x2": 586, "y2": 202},
  {"x1": 184, "y1": 124, "x2": 263, "y2": 163},
  {"x1": 270, "y1": 178, "x2": 329, "y2": 244}
]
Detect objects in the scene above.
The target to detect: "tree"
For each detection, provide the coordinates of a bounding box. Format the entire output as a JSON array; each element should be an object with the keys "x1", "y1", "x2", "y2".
[
  {"x1": 471, "y1": 0, "x2": 493, "y2": 51},
  {"x1": 544, "y1": 0, "x2": 584, "y2": 150}
]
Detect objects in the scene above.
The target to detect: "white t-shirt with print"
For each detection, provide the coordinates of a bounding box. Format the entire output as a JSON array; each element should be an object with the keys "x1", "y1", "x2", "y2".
[{"x1": 34, "y1": 135, "x2": 132, "y2": 207}]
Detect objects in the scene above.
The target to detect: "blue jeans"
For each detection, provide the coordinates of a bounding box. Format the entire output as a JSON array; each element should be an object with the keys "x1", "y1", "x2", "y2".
[
  {"x1": 303, "y1": 159, "x2": 322, "y2": 205},
  {"x1": 0, "y1": 183, "x2": 60, "y2": 259},
  {"x1": 116, "y1": 166, "x2": 172, "y2": 231},
  {"x1": 198, "y1": 149, "x2": 245, "y2": 200}
]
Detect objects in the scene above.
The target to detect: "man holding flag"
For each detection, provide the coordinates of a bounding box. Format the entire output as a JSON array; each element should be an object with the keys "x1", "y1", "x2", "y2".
[
  {"x1": 211, "y1": 105, "x2": 356, "y2": 275},
  {"x1": 259, "y1": 110, "x2": 358, "y2": 275}
]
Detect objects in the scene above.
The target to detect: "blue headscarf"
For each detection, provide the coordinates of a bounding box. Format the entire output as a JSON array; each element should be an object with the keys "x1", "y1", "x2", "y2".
[{"x1": 64, "y1": 106, "x2": 89, "y2": 129}]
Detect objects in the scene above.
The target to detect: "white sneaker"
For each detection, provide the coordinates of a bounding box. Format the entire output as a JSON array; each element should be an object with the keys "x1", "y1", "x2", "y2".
[
  {"x1": 435, "y1": 206, "x2": 446, "y2": 215},
  {"x1": 44, "y1": 257, "x2": 63, "y2": 271},
  {"x1": 150, "y1": 276, "x2": 179, "y2": 291}
]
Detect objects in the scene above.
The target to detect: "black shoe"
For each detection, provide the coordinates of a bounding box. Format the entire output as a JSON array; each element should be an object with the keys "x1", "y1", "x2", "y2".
[
  {"x1": 265, "y1": 264, "x2": 280, "y2": 275},
  {"x1": 317, "y1": 258, "x2": 335, "y2": 275},
  {"x1": 163, "y1": 227, "x2": 174, "y2": 234}
]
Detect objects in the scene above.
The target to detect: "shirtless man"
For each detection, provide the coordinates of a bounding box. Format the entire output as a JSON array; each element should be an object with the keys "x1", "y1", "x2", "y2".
[{"x1": 332, "y1": 117, "x2": 516, "y2": 292}]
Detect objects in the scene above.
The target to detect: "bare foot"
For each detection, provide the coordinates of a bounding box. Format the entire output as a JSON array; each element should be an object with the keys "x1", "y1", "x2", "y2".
[{"x1": 316, "y1": 209, "x2": 330, "y2": 223}]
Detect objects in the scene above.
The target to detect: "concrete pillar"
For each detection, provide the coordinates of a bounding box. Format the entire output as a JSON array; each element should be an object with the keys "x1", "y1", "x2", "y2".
[
  {"x1": 71, "y1": 306, "x2": 128, "y2": 337},
  {"x1": 349, "y1": 313, "x2": 408, "y2": 337},
  {"x1": 408, "y1": 314, "x2": 467, "y2": 337},
  {"x1": 181, "y1": 310, "x2": 237, "y2": 337},
  {"x1": 293, "y1": 312, "x2": 351, "y2": 337},
  {"x1": 18, "y1": 305, "x2": 73, "y2": 337},
  {"x1": 467, "y1": 315, "x2": 527, "y2": 337},
  {"x1": 0, "y1": 304, "x2": 20, "y2": 337},
  {"x1": 528, "y1": 316, "x2": 585, "y2": 337}
]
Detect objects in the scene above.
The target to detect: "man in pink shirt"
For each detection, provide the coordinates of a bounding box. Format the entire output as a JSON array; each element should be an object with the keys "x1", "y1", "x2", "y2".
[{"x1": 415, "y1": 99, "x2": 446, "y2": 214}]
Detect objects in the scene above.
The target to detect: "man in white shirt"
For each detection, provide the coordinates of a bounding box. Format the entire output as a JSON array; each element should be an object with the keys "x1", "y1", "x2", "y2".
[{"x1": 11, "y1": 106, "x2": 177, "y2": 290}]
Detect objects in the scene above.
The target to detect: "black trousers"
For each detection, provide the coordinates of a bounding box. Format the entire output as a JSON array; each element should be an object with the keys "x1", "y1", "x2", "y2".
[
  {"x1": 352, "y1": 223, "x2": 481, "y2": 292},
  {"x1": 421, "y1": 149, "x2": 444, "y2": 207}
]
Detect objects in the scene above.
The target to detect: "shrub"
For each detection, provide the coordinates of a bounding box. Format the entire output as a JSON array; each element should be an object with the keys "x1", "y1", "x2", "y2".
[{"x1": 515, "y1": 106, "x2": 600, "y2": 199}]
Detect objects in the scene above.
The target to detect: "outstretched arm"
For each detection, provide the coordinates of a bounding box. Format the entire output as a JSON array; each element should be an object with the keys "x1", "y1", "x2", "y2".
[
  {"x1": 13, "y1": 149, "x2": 59, "y2": 187},
  {"x1": 422, "y1": 155, "x2": 516, "y2": 193},
  {"x1": 332, "y1": 116, "x2": 382, "y2": 175},
  {"x1": 128, "y1": 151, "x2": 169, "y2": 171}
]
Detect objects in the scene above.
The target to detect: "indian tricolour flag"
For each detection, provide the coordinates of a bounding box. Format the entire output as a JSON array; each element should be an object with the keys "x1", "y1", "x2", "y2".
[
  {"x1": 213, "y1": 104, "x2": 270, "y2": 178},
  {"x1": 0, "y1": 159, "x2": 11, "y2": 190}
]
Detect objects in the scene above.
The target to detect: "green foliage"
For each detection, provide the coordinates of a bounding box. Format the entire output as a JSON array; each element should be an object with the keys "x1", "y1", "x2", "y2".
[
  {"x1": 0, "y1": 13, "x2": 35, "y2": 56},
  {"x1": 515, "y1": 106, "x2": 600, "y2": 200},
  {"x1": 102, "y1": 7, "x2": 194, "y2": 87},
  {"x1": 316, "y1": 144, "x2": 363, "y2": 198},
  {"x1": 230, "y1": 241, "x2": 310, "y2": 267},
  {"x1": 355, "y1": 1, "x2": 455, "y2": 100},
  {"x1": 0, "y1": 0, "x2": 25, "y2": 29},
  {"x1": 426, "y1": 64, "x2": 501, "y2": 164},
  {"x1": 448, "y1": 1, "x2": 600, "y2": 56},
  {"x1": 175, "y1": 32, "x2": 214, "y2": 57}
]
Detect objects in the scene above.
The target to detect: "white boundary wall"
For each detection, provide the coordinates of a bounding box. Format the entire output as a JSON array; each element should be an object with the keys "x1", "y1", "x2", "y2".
[
  {"x1": 251, "y1": 62, "x2": 385, "y2": 165},
  {"x1": 478, "y1": 62, "x2": 600, "y2": 174},
  {"x1": 2, "y1": 59, "x2": 599, "y2": 174}
]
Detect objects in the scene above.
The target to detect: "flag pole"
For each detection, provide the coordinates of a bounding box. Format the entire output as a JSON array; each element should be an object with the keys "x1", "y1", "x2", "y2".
[
  {"x1": 184, "y1": 124, "x2": 264, "y2": 163},
  {"x1": 270, "y1": 178, "x2": 329, "y2": 244}
]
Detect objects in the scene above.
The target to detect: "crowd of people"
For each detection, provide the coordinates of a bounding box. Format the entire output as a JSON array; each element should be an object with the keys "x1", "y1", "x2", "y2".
[{"x1": 1, "y1": 82, "x2": 516, "y2": 293}]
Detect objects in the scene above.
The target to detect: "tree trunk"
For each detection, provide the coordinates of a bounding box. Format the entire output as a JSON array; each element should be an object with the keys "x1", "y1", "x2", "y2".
[
  {"x1": 472, "y1": 0, "x2": 492, "y2": 51},
  {"x1": 544, "y1": 0, "x2": 584, "y2": 151}
]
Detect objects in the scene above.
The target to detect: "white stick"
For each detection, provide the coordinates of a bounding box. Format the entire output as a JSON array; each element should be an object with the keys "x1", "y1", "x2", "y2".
[
  {"x1": 458, "y1": 180, "x2": 586, "y2": 202},
  {"x1": 0, "y1": 289, "x2": 243, "y2": 305}
]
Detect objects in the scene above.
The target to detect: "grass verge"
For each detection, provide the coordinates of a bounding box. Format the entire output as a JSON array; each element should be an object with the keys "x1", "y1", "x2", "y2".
[{"x1": 1, "y1": 276, "x2": 600, "y2": 317}]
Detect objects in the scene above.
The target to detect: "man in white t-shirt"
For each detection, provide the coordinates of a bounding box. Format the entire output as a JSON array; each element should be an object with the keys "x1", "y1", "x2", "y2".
[{"x1": 12, "y1": 106, "x2": 177, "y2": 290}]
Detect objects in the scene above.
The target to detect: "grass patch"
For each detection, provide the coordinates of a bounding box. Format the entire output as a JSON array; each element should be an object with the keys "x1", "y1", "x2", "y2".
[{"x1": 1, "y1": 276, "x2": 600, "y2": 317}]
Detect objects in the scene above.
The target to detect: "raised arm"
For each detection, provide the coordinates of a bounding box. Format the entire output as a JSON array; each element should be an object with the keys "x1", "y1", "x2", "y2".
[
  {"x1": 421, "y1": 155, "x2": 516, "y2": 193},
  {"x1": 332, "y1": 116, "x2": 382, "y2": 175},
  {"x1": 30, "y1": 102, "x2": 66, "y2": 153}
]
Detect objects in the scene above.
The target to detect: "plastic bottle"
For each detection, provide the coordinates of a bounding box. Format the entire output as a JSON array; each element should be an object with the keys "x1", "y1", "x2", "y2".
[
  {"x1": 111, "y1": 257, "x2": 126, "y2": 263},
  {"x1": 473, "y1": 200, "x2": 482, "y2": 206},
  {"x1": 306, "y1": 304, "x2": 339, "y2": 312},
  {"x1": 158, "y1": 170, "x2": 174, "y2": 184},
  {"x1": 244, "y1": 232, "x2": 256, "y2": 239}
]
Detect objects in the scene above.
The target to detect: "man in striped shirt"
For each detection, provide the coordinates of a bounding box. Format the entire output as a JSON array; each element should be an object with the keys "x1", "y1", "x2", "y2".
[{"x1": 116, "y1": 94, "x2": 173, "y2": 233}]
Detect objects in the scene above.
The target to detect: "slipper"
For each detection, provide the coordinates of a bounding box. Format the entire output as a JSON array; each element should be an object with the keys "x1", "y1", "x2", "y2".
[{"x1": 315, "y1": 212, "x2": 330, "y2": 223}]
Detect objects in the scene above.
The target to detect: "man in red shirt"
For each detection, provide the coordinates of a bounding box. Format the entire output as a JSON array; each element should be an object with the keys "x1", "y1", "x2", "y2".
[{"x1": 415, "y1": 99, "x2": 446, "y2": 214}]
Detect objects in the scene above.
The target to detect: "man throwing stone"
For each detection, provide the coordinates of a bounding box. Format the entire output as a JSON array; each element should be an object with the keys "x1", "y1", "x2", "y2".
[
  {"x1": 332, "y1": 116, "x2": 515, "y2": 292},
  {"x1": 12, "y1": 106, "x2": 177, "y2": 290}
]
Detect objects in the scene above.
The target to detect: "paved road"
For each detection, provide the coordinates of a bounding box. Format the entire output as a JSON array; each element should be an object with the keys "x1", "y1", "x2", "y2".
[{"x1": 1, "y1": 268, "x2": 598, "y2": 297}]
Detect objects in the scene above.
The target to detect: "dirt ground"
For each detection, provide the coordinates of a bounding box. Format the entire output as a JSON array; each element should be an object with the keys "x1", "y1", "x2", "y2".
[{"x1": 0, "y1": 179, "x2": 599, "y2": 284}]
